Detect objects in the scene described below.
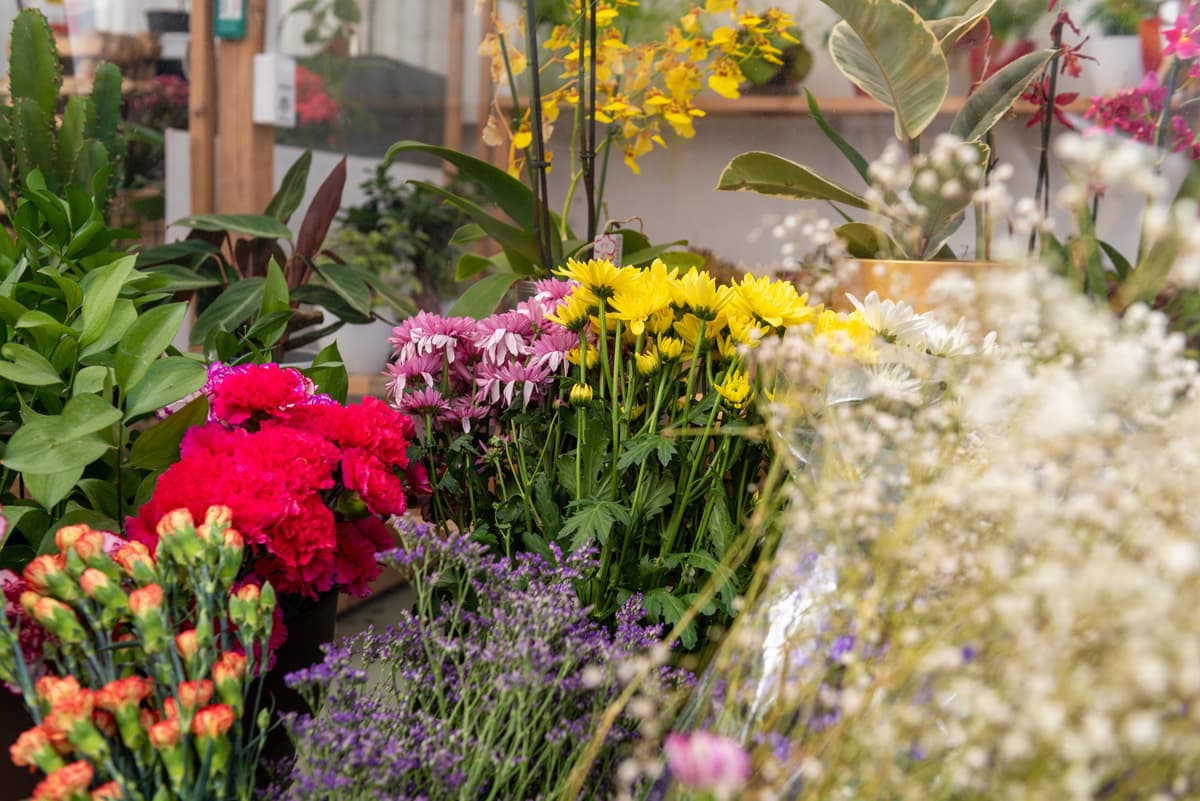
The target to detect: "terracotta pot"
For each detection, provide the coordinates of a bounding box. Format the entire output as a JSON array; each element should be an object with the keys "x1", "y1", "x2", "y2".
[
  {"x1": 837, "y1": 259, "x2": 994, "y2": 313},
  {"x1": 0, "y1": 689, "x2": 39, "y2": 801},
  {"x1": 257, "y1": 591, "x2": 338, "y2": 784}
]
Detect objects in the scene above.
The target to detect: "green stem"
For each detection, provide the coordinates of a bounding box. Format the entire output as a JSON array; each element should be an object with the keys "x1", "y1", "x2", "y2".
[{"x1": 660, "y1": 393, "x2": 723, "y2": 558}]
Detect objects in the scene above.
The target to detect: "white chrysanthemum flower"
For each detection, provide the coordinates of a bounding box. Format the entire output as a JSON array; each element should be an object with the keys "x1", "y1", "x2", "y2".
[
  {"x1": 923, "y1": 318, "x2": 974, "y2": 357},
  {"x1": 846, "y1": 291, "x2": 929, "y2": 346},
  {"x1": 863, "y1": 363, "x2": 923, "y2": 405}
]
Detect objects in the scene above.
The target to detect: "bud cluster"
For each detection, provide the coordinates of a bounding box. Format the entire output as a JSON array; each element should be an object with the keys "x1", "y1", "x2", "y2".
[{"x1": 0, "y1": 506, "x2": 275, "y2": 801}]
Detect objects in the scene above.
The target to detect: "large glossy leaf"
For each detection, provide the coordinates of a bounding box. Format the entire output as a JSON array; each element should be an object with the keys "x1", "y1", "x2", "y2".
[
  {"x1": 302, "y1": 342, "x2": 349, "y2": 404},
  {"x1": 929, "y1": 0, "x2": 995, "y2": 52},
  {"x1": 123, "y1": 356, "x2": 207, "y2": 421},
  {"x1": 190, "y1": 278, "x2": 266, "y2": 345},
  {"x1": 410, "y1": 180, "x2": 541, "y2": 273},
  {"x1": 949, "y1": 50, "x2": 1056, "y2": 142},
  {"x1": 448, "y1": 273, "x2": 524, "y2": 319},
  {"x1": 313, "y1": 262, "x2": 372, "y2": 317},
  {"x1": 115, "y1": 303, "x2": 188, "y2": 389},
  {"x1": 79, "y1": 300, "x2": 137, "y2": 360},
  {"x1": 715, "y1": 151, "x2": 868, "y2": 209},
  {"x1": 265, "y1": 150, "x2": 312, "y2": 222},
  {"x1": 3, "y1": 396, "x2": 122, "y2": 473},
  {"x1": 836, "y1": 221, "x2": 902, "y2": 258},
  {"x1": 172, "y1": 213, "x2": 293, "y2": 240},
  {"x1": 385, "y1": 140, "x2": 536, "y2": 230},
  {"x1": 822, "y1": 0, "x2": 948, "y2": 141},
  {"x1": 77, "y1": 255, "x2": 138, "y2": 347},
  {"x1": 455, "y1": 252, "x2": 495, "y2": 281}
]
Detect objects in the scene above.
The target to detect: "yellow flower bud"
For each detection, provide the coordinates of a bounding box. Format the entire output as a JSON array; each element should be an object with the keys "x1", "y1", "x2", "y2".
[{"x1": 569, "y1": 384, "x2": 594, "y2": 407}]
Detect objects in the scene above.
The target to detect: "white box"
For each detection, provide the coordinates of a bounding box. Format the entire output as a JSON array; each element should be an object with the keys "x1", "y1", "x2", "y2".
[{"x1": 253, "y1": 52, "x2": 297, "y2": 128}]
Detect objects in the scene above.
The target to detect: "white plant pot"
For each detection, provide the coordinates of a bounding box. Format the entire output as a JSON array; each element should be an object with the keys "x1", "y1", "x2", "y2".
[
  {"x1": 1087, "y1": 35, "x2": 1146, "y2": 97},
  {"x1": 318, "y1": 318, "x2": 397, "y2": 376}
]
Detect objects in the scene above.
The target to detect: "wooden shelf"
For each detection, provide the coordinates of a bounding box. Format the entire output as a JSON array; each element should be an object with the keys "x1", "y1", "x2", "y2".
[{"x1": 694, "y1": 92, "x2": 1092, "y2": 117}]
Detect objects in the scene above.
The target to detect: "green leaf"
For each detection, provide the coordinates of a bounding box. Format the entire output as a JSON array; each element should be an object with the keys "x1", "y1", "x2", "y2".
[
  {"x1": 2, "y1": 396, "x2": 122, "y2": 473},
  {"x1": 716, "y1": 151, "x2": 868, "y2": 209},
  {"x1": 115, "y1": 303, "x2": 188, "y2": 389},
  {"x1": 78, "y1": 255, "x2": 137, "y2": 347},
  {"x1": 531, "y1": 472, "x2": 562, "y2": 539},
  {"x1": 560, "y1": 498, "x2": 630, "y2": 551},
  {"x1": 314, "y1": 262, "x2": 373, "y2": 317},
  {"x1": 15, "y1": 310, "x2": 78, "y2": 340},
  {"x1": 821, "y1": 0, "x2": 949, "y2": 141},
  {"x1": 301, "y1": 342, "x2": 349, "y2": 404},
  {"x1": 447, "y1": 273, "x2": 524, "y2": 318},
  {"x1": 172, "y1": 213, "x2": 293, "y2": 240},
  {"x1": 408, "y1": 181, "x2": 540, "y2": 273},
  {"x1": 72, "y1": 365, "x2": 112, "y2": 395},
  {"x1": 79, "y1": 300, "x2": 137, "y2": 359},
  {"x1": 1, "y1": 505, "x2": 40, "y2": 548},
  {"x1": 805, "y1": 88, "x2": 871, "y2": 183},
  {"x1": 949, "y1": 49, "x2": 1056, "y2": 142},
  {"x1": 642, "y1": 588, "x2": 696, "y2": 648},
  {"x1": 23, "y1": 464, "x2": 85, "y2": 509},
  {"x1": 265, "y1": 150, "x2": 312, "y2": 222},
  {"x1": 454, "y1": 252, "x2": 495, "y2": 281},
  {"x1": 127, "y1": 396, "x2": 208, "y2": 470},
  {"x1": 123, "y1": 356, "x2": 207, "y2": 421},
  {"x1": 618, "y1": 433, "x2": 677, "y2": 471},
  {"x1": 623, "y1": 240, "x2": 690, "y2": 268},
  {"x1": 449, "y1": 223, "x2": 487, "y2": 247},
  {"x1": 261, "y1": 261, "x2": 291, "y2": 316},
  {"x1": 384, "y1": 141, "x2": 537, "y2": 230},
  {"x1": 1099, "y1": 240, "x2": 1133, "y2": 281},
  {"x1": 190, "y1": 278, "x2": 267, "y2": 345},
  {"x1": 637, "y1": 474, "x2": 675, "y2": 524},
  {"x1": 836, "y1": 221, "x2": 901, "y2": 258},
  {"x1": 0, "y1": 343, "x2": 63, "y2": 386},
  {"x1": 706, "y1": 494, "x2": 737, "y2": 556},
  {"x1": 333, "y1": 0, "x2": 361, "y2": 22}
]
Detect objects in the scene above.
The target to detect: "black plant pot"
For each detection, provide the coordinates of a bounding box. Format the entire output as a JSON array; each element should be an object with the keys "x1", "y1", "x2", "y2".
[
  {"x1": 256, "y1": 592, "x2": 338, "y2": 785},
  {"x1": 0, "y1": 689, "x2": 39, "y2": 801}
]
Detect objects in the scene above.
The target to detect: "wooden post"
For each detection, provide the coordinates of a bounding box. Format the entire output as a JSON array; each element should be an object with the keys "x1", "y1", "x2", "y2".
[
  {"x1": 217, "y1": 0, "x2": 274, "y2": 213},
  {"x1": 443, "y1": 0, "x2": 465, "y2": 157},
  {"x1": 189, "y1": 0, "x2": 216, "y2": 215}
]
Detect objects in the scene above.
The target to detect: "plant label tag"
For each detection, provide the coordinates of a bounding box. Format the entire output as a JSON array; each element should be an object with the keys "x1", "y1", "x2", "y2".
[{"x1": 593, "y1": 233, "x2": 622, "y2": 266}]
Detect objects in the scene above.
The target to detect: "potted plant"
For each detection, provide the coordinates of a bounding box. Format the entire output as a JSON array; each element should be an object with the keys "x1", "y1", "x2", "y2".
[
  {"x1": 1086, "y1": 0, "x2": 1161, "y2": 93},
  {"x1": 714, "y1": 0, "x2": 1055, "y2": 300}
]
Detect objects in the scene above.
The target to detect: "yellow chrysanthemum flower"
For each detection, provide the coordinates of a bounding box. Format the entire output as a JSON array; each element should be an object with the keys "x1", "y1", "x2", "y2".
[
  {"x1": 546, "y1": 293, "x2": 592, "y2": 332},
  {"x1": 655, "y1": 336, "x2": 685, "y2": 361},
  {"x1": 814, "y1": 309, "x2": 878, "y2": 362},
  {"x1": 635, "y1": 350, "x2": 661, "y2": 376},
  {"x1": 569, "y1": 383, "x2": 594, "y2": 406},
  {"x1": 715, "y1": 368, "x2": 753, "y2": 409},
  {"x1": 672, "y1": 267, "x2": 731, "y2": 321},
  {"x1": 554, "y1": 258, "x2": 635, "y2": 301},
  {"x1": 729, "y1": 273, "x2": 817, "y2": 330},
  {"x1": 567, "y1": 344, "x2": 600, "y2": 368},
  {"x1": 674, "y1": 312, "x2": 728, "y2": 348},
  {"x1": 609, "y1": 258, "x2": 677, "y2": 336}
]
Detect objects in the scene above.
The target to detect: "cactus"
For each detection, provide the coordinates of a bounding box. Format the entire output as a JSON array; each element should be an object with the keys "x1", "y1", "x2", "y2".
[{"x1": 1, "y1": 9, "x2": 126, "y2": 218}]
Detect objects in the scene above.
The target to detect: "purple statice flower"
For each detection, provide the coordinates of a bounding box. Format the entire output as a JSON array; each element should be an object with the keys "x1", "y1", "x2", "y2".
[{"x1": 276, "y1": 521, "x2": 689, "y2": 801}]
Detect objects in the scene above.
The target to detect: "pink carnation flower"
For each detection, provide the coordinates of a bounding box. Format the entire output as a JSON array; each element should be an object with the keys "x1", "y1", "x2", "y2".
[{"x1": 664, "y1": 731, "x2": 751, "y2": 799}]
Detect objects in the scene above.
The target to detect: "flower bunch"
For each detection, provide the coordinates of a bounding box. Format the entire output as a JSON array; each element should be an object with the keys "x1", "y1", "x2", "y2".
[
  {"x1": 273, "y1": 520, "x2": 690, "y2": 801},
  {"x1": 295, "y1": 65, "x2": 338, "y2": 127},
  {"x1": 0, "y1": 509, "x2": 275, "y2": 801},
  {"x1": 644, "y1": 264, "x2": 1200, "y2": 800},
  {"x1": 128, "y1": 363, "x2": 424, "y2": 599},
  {"x1": 480, "y1": 0, "x2": 799, "y2": 176},
  {"x1": 388, "y1": 259, "x2": 963, "y2": 648}
]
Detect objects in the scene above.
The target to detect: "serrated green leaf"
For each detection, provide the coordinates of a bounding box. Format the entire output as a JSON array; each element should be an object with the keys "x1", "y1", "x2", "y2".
[{"x1": 560, "y1": 498, "x2": 630, "y2": 551}]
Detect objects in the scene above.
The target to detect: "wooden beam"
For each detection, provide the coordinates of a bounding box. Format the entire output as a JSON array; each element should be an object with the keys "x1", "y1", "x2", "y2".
[
  {"x1": 217, "y1": 0, "x2": 273, "y2": 214},
  {"x1": 189, "y1": 0, "x2": 216, "y2": 215}
]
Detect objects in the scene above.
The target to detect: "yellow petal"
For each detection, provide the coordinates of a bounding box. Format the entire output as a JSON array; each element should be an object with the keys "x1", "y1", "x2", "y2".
[{"x1": 513, "y1": 130, "x2": 533, "y2": 149}]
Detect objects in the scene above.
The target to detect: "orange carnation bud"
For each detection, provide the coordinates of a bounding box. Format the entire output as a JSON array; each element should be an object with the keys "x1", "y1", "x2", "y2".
[
  {"x1": 90, "y1": 782, "x2": 123, "y2": 801},
  {"x1": 32, "y1": 760, "x2": 93, "y2": 801},
  {"x1": 95, "y1": 676, "x2": 152, "y2": 713},
  {"x1": 191, "y1": 704, "x2": 236, "y2": 739},
  {"x1": 155, "y1": 508, "x2": 194, "y2": 537},
  {"x1": 177, "y1": 680, "x2": 214, "y2": 712},
  {"x1": 174, "y1": 629, "x2": 199, "y2": 661},
  {"x1": 22, "y1": 555, "x2": 69, "y2": 597},
  {"x1": 53, "y1": 525, "x2": 91, "y2": 553},
  {"x1": 147, "y1": 717, "x2": 180, "y2": 750},
  {"x1": 128, "y1": 584, "x2": 163, "y2": 617},
  {"x1": 35, "y1": 676, "x2": 82, "y2": 708}
]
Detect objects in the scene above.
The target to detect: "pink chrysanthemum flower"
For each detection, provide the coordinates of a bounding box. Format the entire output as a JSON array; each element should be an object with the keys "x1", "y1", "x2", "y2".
[
  {"x1": 389, "y1": 312, "x2": 476, "y2": 364},
  {"x1": 472, "y1": 311, "x2": 535, "y2": 365},
  {"x1": 528, "y1": 328, "x2": 577, "y2": 374},
  {"x1": 475, "y1": 361, "x2": 554, "y2": 407}
]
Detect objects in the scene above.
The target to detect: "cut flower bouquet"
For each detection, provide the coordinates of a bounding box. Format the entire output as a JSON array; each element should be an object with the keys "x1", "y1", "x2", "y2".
[{"x1": 128, "y1": 363, "x2": 426, "y2": 604}]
